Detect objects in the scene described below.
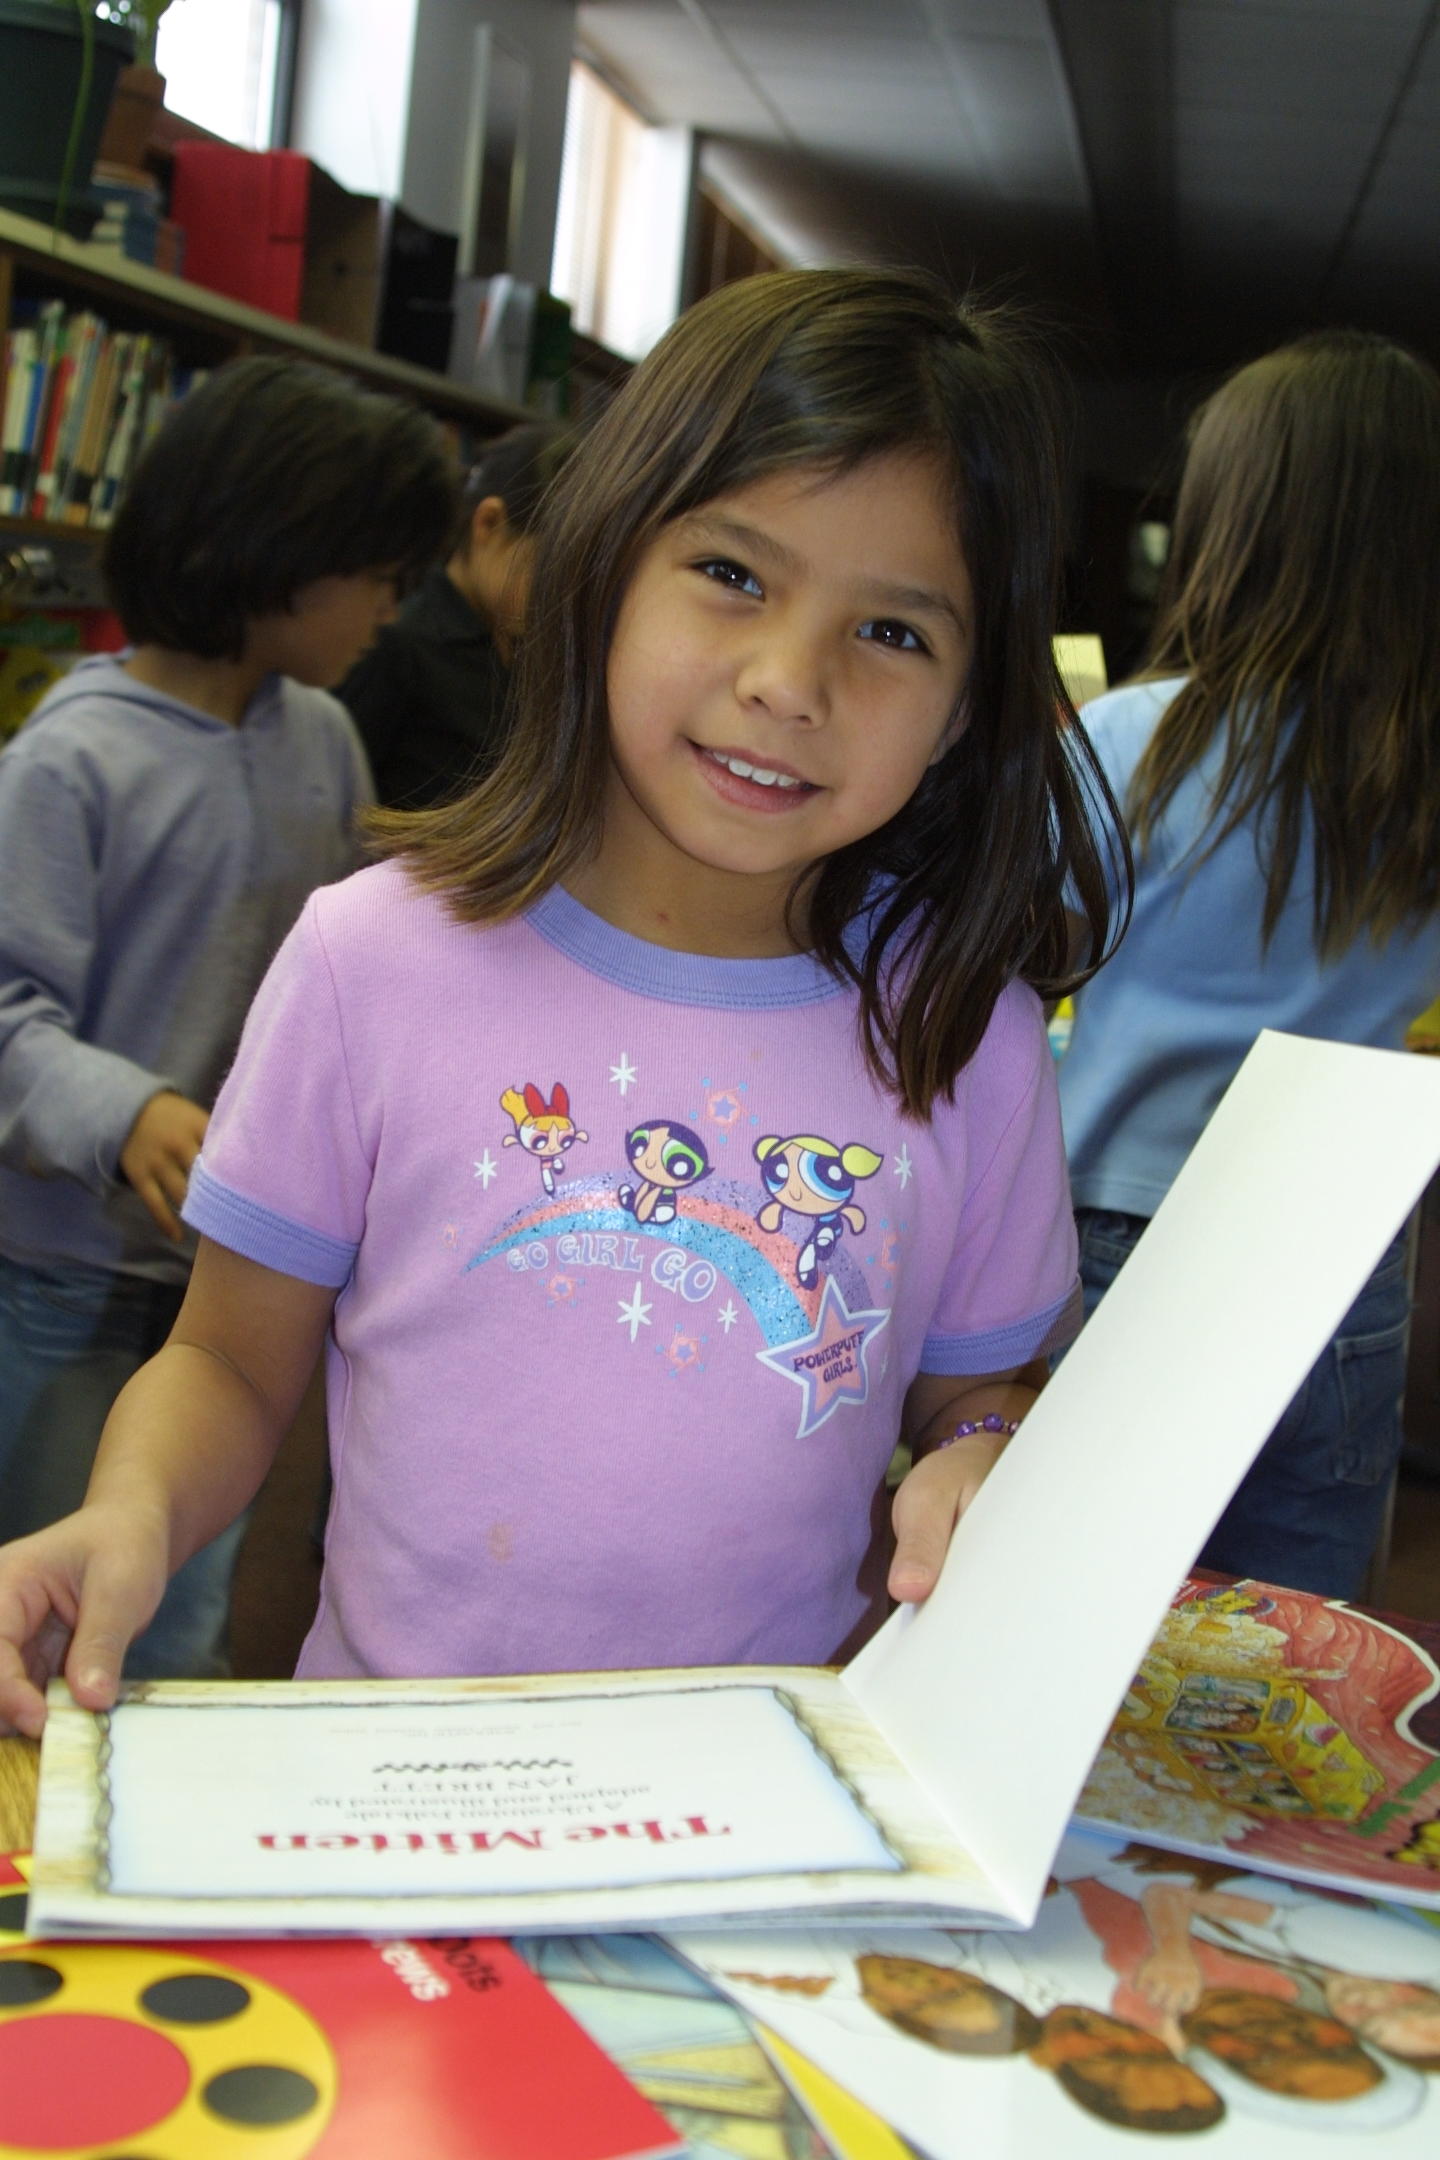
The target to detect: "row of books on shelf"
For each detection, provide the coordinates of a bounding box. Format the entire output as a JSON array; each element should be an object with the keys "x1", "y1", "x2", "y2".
[{"x1": 0, "y1": 300, "x2": 206, "y2": 529}]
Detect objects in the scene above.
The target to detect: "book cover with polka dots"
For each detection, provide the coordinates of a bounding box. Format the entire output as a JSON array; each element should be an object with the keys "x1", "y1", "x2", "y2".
[{"x1": 0, "y1": 1853, "x2": 682, "y2": 2158}]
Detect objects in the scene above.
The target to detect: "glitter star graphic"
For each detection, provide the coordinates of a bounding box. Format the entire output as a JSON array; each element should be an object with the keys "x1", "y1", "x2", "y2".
[
  {"x1": 617, "y1": 1283, "x2": 652, "y2": 1341},
  {"x1": 706, "y1": 1087, "x2": 743, "y2": 1127},
  {"x1": 610, "y1": 1053, "x2": 639, "y2": 1095},
  {"x1": 757, "y1": 1277, "x2": 891, "y2": 1439},
  {"x1": 717, "y1": 1299, "x2": 740, "y2": 1333},
  {"x1": 892, "y1": 1143, "x2": 914, "y2": 1189},
  {"x1": 473, "y1": 1150, "x2": 498, "y2": 1187}
]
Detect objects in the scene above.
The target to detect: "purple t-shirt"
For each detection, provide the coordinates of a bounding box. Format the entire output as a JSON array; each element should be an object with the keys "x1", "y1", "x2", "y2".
[{"x1": 186, "y1": 862, "x2": 1079, "y2": 1679}]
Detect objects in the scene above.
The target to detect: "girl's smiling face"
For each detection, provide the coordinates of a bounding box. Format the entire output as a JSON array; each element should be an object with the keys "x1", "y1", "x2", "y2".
[{"x1": 583, "y1": 452, "x2": 975, "y2": 954}]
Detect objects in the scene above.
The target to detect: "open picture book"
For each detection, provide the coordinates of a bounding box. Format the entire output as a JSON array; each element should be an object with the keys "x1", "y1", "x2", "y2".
[{"x1": 26, "y1": 1031, "x2": 1440, "y2": 1942}]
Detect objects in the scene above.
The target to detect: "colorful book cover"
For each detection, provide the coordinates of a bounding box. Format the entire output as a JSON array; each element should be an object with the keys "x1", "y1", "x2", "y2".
[
  {"x1": 674, "y1": 1828, "x2": 1440, "y2": 2154},
  {"x1": 513, "y1": 1932, "x2": 847, "y2": 2159},
  {"x1": 1073, "y1": 1577, "x2": 1440, "y2": 1908},
  {"x1": 0, "y1": 1854, "x2": 682, "y2": 2159}
]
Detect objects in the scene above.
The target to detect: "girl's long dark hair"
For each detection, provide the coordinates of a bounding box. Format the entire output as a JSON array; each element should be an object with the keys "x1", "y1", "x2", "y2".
[
  {"x1": 1132, "y1": 329, "x2": 1440, "y2": 955},
  {"x1": 371, "y1": 267, "x2": 1127, "y2": 1116}
]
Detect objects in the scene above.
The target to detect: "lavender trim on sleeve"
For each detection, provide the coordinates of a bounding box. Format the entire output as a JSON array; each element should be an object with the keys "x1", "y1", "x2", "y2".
[{"x1": 182, "y1": 1157, "x2": 357, "y2": 1288}]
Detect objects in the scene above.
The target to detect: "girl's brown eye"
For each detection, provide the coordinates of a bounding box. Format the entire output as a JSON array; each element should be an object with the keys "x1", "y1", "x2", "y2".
[
  {"x1": 861, "y1": 618, "x2": 928, "y2": 654},
  {"x1": 697, "y1": 558, "x2": 763, "y2": 597}
]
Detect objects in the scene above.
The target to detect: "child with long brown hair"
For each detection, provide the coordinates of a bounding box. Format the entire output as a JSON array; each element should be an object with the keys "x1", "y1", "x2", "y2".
[
  {"x1": 1060, "y1": 328, "x2": 1440, "y2": 1598},
  {"x1": 0, "y1": 267, "x2": 1123, "y2": 1735}
]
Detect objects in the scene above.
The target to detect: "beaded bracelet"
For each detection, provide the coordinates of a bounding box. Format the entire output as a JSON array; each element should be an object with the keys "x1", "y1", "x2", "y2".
[{"x1": 938, "y1": 1412, "x2": 1019, "y2": 1449}]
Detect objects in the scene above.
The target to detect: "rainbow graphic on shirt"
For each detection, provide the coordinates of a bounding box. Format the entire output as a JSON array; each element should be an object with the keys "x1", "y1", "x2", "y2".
[{"x1": 466, "y1": 1177, "x2": 891, "y2": 1438}]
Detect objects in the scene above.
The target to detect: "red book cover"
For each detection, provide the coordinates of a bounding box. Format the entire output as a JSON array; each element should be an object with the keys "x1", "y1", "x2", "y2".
[
  {"x1": 28, "y1": 346, "x2": 74, "y2": 518},
  {"x1": 0, "y1": 1856, "x2": 681, "y2": 2159},
  {"x1": 171, "y1": 144, "x2": 311, "y2": 320}
]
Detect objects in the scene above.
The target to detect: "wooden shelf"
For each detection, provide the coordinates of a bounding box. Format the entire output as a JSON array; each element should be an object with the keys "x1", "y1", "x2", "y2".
[{"x1": 0, "y1": 204, "x2": 533, "y2": 432}]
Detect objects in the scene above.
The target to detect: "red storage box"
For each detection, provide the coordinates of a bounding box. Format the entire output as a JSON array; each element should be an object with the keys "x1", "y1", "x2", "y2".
[{"x1": 170, "y1": 142, "x2": 311, "y2": 319}]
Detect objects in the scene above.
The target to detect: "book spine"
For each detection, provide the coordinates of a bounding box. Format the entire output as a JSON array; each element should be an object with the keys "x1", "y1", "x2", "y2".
[
  {"x1": 0, "y1": 327, "x2": 36, "y2": 516},
  {"x1": 17, "y1": 300, "x2": 67, "y2": 519},
  {"x1": 62, "y1": 334, "x2": 124, "y2": 526},
  {"x1": 89, "y1": 332, "x2": 147, "y2": 530},
  {"x1": 45, "y1": 313, "x2": 104, "y2": 523},
  {"x1": 15, "y1": 335, "x2": 47, "y2": 516},
  {"x1": 30, "y1": 340, "x2": 75, "y2": 522}
]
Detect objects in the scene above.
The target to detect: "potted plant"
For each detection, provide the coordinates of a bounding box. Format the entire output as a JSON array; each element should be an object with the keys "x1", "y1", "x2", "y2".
[
  {"x1": 0, "y1": 2, "x2": 137, "y2": 234},
  {"x1": 102, "y1": 0, "x2": 174, "y2": 65},
  {"x1": 95, "y1": 1, "x2": 180, "y2": 176}
]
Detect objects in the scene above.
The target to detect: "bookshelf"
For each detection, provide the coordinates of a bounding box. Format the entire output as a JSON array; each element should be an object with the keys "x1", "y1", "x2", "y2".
[
  {"x1": 0, "y1": 202, "x2": 542, "y2": 605},
  {"x1": 0, "y1": 202, "x2": 535, "y2": 428}
]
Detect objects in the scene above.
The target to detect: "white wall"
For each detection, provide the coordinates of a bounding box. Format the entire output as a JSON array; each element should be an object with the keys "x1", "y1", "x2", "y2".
[
  {"x1": 600, "y1": 124, "x2": 696, "y2": 360},
  {"x1": 404, "y1": 0, "x2": 578, "y2": 288},
  {"x1": 290, "y1": 0, "x2": 577, "y2": 293},
  {"x1": 289, "y1": 0, "x2": 418, "y2": 202}
]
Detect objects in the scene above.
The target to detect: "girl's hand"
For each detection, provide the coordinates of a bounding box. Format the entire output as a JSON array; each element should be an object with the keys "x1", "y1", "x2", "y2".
[
  {"x1": 888, "y1": 1361, "x2": 1044, "y2": 1604},
  {"x1": 0, "y1": 1507, "x2": 170, "y2": 1738},
  {"x1": 888, "y1": 1431, "x2": 1005, "y2": 1603}
]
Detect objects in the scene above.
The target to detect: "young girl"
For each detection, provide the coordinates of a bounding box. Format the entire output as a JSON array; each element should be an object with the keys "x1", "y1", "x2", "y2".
[
  {"x1": 0, "y1": 268, "x2": 1122, "y2": 1736},
  {"x1": 1059, "y1": 329, "x2": 1440, "y2": 1600}
]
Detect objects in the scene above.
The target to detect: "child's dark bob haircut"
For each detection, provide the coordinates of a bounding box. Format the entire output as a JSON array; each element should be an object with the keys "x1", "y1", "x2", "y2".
[
  {"x1": 376, "y1": 267, "x2": 1126, "y2": 1117},
  {"x1": 104, "y1": 355, "x2": 457, "y2": 661}
]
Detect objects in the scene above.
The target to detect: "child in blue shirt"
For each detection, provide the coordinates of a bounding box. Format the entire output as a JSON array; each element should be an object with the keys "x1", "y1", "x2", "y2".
[{"x1": 1060, "y1": 330, "x2": 1440, "y2": 1597}]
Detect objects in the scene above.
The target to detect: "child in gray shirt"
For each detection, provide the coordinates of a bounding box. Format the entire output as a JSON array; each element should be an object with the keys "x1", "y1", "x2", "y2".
[{"x1": 0, "y1": 355, "x2": 454, "y2": 1676}]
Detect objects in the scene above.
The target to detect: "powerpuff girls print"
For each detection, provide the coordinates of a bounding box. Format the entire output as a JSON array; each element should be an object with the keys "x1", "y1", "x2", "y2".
[
  {"x1": 619, "y1": 1120, "x2": 713, "y2": 1224},
  {"x1": 499, "y1": 1082, "x2": 589, "y2": 1197},
  {"x1": 753, "y1": 1133, "x2": 883, "y2": 1290},
  {"x1": 470, "y1": 1076, "x2": 901, "y2": 1440}
]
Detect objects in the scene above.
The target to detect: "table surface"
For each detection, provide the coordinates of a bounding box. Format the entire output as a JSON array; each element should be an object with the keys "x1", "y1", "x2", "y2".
[{"x1": 0, "y1": 1735, "x2": 38, "y2": 1853}]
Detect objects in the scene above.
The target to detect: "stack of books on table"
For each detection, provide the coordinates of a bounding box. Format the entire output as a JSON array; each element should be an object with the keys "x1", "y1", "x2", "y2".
[
  {"x1": 10, "y1": 1571, "x2": 1440, "y2": 2154},
  {"x1": 12, "y1": 1032, "x2": 1440, "y2": 2152}
]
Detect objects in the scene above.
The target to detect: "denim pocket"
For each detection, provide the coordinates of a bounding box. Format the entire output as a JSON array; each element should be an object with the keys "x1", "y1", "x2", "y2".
[{"x1": 1331, "y1": 1318, "x2": 1409, "y2": 1485}]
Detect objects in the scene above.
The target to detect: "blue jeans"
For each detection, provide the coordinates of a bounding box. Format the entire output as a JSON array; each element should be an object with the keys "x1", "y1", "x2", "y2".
[
  {"x1": 1068, "y1": 1210, "x2": 1411, "y2": 1601},
  {"x1": 0, "y1": 1251, "x2": 247, "y2": 1678}
]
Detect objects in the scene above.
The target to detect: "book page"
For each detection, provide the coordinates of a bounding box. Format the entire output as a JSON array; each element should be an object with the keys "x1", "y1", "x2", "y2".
[
  {"x1": 511, "y1": 1932, "x2": 894, "y2": 2159},
  {"x1": 30, "y1": 1669, "x2": 1003, "y2": 1938},
  {"x1": 1075, "y1": 1576, "x2": 1440, "y2": 1908},
  {"x1": 103, "y1": 1686, "x2": 897, "y2": 1897},
  {"x1": 848, "y1": 1032, "x2": 1440, "y2": 1923},
  {"x1": 673, "y1": 1828, "x2": 1440, "y2": 2155}
]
